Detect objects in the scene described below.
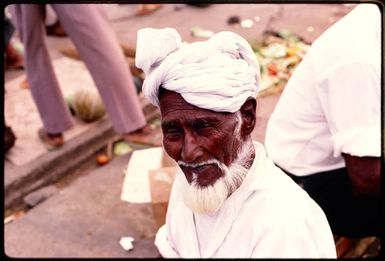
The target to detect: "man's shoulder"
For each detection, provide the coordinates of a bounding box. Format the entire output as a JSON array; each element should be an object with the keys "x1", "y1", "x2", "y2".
[{"x1": 247, "y1": 161, "x2": 321, "y2": 223}]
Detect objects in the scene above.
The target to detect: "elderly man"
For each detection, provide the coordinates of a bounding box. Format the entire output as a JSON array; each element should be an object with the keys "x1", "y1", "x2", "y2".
[
  {"x1": 135, "y1": 28, "x2": 336, "y2": 258},
  {"x1": 265, "y1": 4, "x2": 381, "y2": 238}
]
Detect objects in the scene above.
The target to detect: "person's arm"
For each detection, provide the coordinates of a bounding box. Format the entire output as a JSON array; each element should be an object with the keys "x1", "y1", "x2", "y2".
[
  {"x1": 321, "y1": 62, "x2": 380, "y2": 197},
  {"x1": 342, "y1": 153, "x2": 380, "y2": 197}
]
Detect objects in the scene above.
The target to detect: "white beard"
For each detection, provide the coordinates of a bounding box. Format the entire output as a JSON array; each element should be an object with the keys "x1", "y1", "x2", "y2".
[{"x1": 179, "y1": 137, "x2": 254, "y2": 214}]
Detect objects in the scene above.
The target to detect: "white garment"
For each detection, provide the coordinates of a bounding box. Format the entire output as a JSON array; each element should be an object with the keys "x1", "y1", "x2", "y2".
[
  {"x1": 135, "y1": 28, "x2": 260, "y2": 113},
  {"x1": 194, "y1": 211, "x2": 218, "y2": 256},
  {"x1": 265, "y1": 4, "x2": 381, "y2": 176},
  {"x1": 155, "y1": 142, "x2": 336, "y2": 258}
]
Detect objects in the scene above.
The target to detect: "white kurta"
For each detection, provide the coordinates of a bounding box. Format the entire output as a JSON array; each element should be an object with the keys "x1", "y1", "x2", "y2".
[
  {"x1": 264, "y1": 4, "x2": 381, "y2": 176},
  {"x1": 155, "y1": 142, "x2": 336, "y2": 258}
]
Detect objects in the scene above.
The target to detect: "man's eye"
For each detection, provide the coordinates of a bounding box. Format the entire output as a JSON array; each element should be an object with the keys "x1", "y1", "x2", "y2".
[
  {"x1": 194, "y1": 121, "x2": 211, "y2": 129},
  {"x1": 167, "y1": 128, "x2": 181, "y2": 134},
  {"x1": 164, "y1": 128, "x2": 183, "y2": 139}
]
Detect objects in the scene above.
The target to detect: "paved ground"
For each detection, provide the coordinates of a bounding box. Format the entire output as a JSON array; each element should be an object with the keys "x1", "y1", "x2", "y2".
[
  {"x1": 5, "y1": 154, "x2": 160, "y2": 258},
  {"x1": 3, "y1": 3, "x2": 356, "y2": 258}
]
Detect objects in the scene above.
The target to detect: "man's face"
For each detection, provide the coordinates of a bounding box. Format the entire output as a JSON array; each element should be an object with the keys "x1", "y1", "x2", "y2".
[{"x1": 159, "y1": 89, "x2": 243, "y2": 188}]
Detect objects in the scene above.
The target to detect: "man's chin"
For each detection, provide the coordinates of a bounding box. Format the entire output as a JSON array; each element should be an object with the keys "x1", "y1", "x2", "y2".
[
  {"x1": 184, "y1": 196, "x2": 225, "y2": 215},
  {"x1": 182, "y1": 177, "x2": 229, "y2": 215},
  {"x1": 180, "y1": 141, "x2": 252, "y2": 214}
]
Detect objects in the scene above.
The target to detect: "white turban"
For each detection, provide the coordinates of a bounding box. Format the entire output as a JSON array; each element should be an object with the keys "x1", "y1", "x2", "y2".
[{"x1": 135, "y1": 27, "x2": 260, "y2": 113}]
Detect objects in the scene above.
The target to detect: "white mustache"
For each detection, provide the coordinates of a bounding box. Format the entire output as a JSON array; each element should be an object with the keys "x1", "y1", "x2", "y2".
[{"x1": 177, "y1": 159, "x2": 221, "y2": 169}]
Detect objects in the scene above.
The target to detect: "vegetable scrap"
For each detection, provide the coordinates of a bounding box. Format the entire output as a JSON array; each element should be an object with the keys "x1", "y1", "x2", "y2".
[
  {"x1": 191, "y1": 26, "x2": 214, "y2": 38},
  {"x1": 250, "y1": 30, "x2": 311, "y2": 97},
  {"x1": 96, "y1": 154, "x2": 109, "y2": 166},
  {"x1": 113, "y1": 142, "x2": 133, "y2": 156},
  {"x1": 68, "y1": 89, "x2": 106, "y2": 123},
  {"x1": 4, "y1": 211, "x2": 25, "y2": 224}
]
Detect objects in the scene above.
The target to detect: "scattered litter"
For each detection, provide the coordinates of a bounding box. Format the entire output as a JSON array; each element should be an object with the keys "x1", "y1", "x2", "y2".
[
  {"x1": 120, "y1": 236, "x2": 135, "y2": 251},
  {"x1": 4, "y1": 211, "x2": 25, "y2": 225},
  {"x1": 307, "y1": 26, "x2": 315, "y2": 33},
  {"x1": 260, "y1": 42, "x2": 287, "y2": 58},
  {"x1": 191, "y1": 26, "x2": 214, "y2": 38},
  {"x1": 267, "y1": 63, "x2": 278, "y2": 76},
  {"x1": 277, "y1": 29, "x2": 301, "y2": 42},
  {"x1": 96, "y1": 154, "x2": 109, "y2": 166},
  {"x1": 240, "y1": 19, "x2": 254, "y2": 28},
  {"x1": 113, "y1": 141, "x2": 133, "y2": 156},
  {"x1": 254, "y1": 16, "x2": 261, "y2": 22},
  {"x1": 227, "y1": 15, "x2": 241, "y2": 25},
  {"x1": 250, "y1": 30, "x2": 311, "y2": 96},
  {"x1": 227, "y1": 16, "x2": 254, "y2": 28}
]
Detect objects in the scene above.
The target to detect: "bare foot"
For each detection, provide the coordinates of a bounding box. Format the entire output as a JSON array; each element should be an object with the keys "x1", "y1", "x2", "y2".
[
  {"x1": 123, "y1": 125, "x2": 162, "y2": 146},
  {"x1": 46, "y1": 21, "x2": 67, "y2": 37},
  {"x1": 38, "y1": 128, "x2": 64, "y2": 150}
]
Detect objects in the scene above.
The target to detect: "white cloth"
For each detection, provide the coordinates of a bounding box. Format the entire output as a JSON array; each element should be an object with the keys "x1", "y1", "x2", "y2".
[
  {"x1": 135, "y1": 28, "x2": 260, "y2": 113},
  {"x1": 265, "y1": 4, "x2": 381, "y2": 176},
  {"x1": 155, "y1": 142, "x2": 336, "y2": 258},
  {"x1": 194, "y1": 211, "x2": 218, "y2": 256}
]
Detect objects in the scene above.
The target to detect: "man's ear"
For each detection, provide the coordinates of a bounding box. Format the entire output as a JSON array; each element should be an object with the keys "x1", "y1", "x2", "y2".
[{"x1": 240, "y1": 97, "x2": 257, "y2": 138}]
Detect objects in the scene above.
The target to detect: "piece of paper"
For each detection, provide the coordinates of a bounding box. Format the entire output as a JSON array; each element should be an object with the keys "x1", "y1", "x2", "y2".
[
  {"x1": 120, "y1": 147, "x2": 163, "y2": 203},
  {"x1": 120, "y1": 236, "x2": 135, "y2": 251}
]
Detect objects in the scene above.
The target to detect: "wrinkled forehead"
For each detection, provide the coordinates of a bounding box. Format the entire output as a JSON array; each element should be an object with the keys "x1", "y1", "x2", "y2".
[
  {"x1": 158, "y1": 87, "x2": 193, "y2": 112},
  {"x1": 158, "y1": 88, "x2": 209, "y2": 116},
  {"x1": 158, "y1": 88, "x2": 232, "y2": 121}
]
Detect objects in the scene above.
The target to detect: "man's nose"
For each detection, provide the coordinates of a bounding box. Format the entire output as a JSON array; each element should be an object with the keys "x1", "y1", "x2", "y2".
[{"x1": 181, "y1": 132, "x2": 203, "y2": 163}]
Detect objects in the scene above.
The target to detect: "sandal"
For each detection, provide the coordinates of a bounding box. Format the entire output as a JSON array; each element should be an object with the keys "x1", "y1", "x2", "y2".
[{"x1": 38, "y1": 128, "x2": 64, "y2": 150}]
